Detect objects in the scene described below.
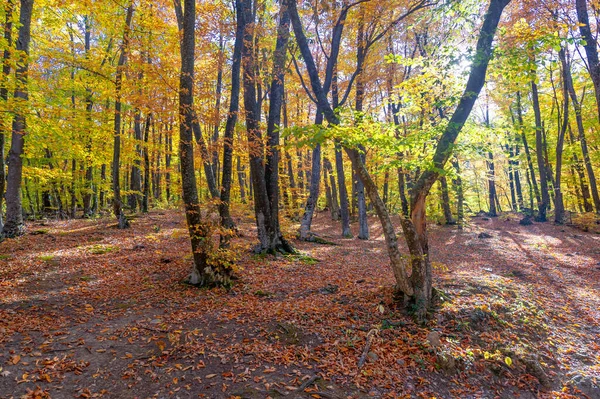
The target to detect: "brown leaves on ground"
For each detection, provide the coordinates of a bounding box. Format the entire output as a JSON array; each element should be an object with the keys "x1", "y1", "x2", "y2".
[{"x1": 0, "y1": 210, "x2": 599, "y2": 398}]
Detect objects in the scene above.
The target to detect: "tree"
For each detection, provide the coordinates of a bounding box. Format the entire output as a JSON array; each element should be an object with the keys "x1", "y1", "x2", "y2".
[
  {"x1": 241, "y1": 0, "x2": 294, "y2": 254},
  {"x1": 177, "y1": 0, "x2": 232, "y2": 286},
  {"x1": 112, "y1": 4, "x2": 134, "y2": 229},
  {"x1": 0, "y1": 0, "x2": 14, "y2": 231},
  {"x1": 2, "y1": 0, "x2": 34, "y2": 238},
  {"x1": 289, "y1": 0, "x2": 511, "y2": 318}
]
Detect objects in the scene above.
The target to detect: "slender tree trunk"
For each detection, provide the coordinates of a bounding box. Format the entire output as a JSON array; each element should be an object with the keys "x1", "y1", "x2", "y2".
[
  {"x1": 130, "y1": 107, "x2": 143, "y2": 211},
  {"x1": 452, "y1": 158, "x2": 464, "y2": 230},
  {"x1": 212, "y1": 29, "x2": 224, "y2": 183},
  {"x1": 263, "y1": 1, "x2": 294, "y2": 253},
  {"x1": 218, "y1": 0, "x2": 244, "y2": 234},
  {"x1": 487, "y1": 151, "x2": 498, "y2": 217},
  {"x1": 354, "y1": 10, "x2": 369, "y2": 240},
  {"x1": 142, "y1": 114, "x2": 151, "y2": 213},
  {"x1": 576, "y1": 0, "x2": 600, "y2": 122},
  {"x1": 335, "y1": 141, "x2": 352, "y2": 237},
  {"x1": 0, "y1": 0, "x2": 14, "y2": 230},
  {"x1": 516, "y1": 91, "x2": 541, "y2": 208},
  {"x1": 513, "y1": 145, "x2": 524, "y2": 210},
  {"x1": 165, "y1": 126, "x2": 172, "y2": 202},
  {"x1": 112, "y1": 4, "x2": 134, "y2": 229},
  {"x1": 324, "y1": 157, "x2": 340, "y2": 220},
  {"x1": 299, "y1": 140, "x2": 322, "y2": 241},
  {"x1": 564, "y1": 52, "x2": 600, "y2": 212},
  {"x1": 2, "y1": 0, "x2": 33, "y2": 238},
  {"x1": 506, "y1": 144, "x2": 517, "y2": 211},
  {"x1": 177, "y1": 0, "x2": 231, "y2": 286},
  {"x1": 554, "y1": 48, "x2": 570, "y2": 223},
  {"x1": 82, "y1": 16, "x2": 94, "y2": 217},
  {"x1": 531, "y1": 78, "x2": 549, "y2": 222},
  {"x1": 569, "y1": 124, "x2": 592, "y2": 212},
  {"x1": 439, "y1": 175, "x2": 455, "y2": 224}
]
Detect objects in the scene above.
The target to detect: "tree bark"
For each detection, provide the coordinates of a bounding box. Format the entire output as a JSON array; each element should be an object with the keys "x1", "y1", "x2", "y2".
[
  {"x1": 554, "y1": 48, "x2": 570, "y2": 223},
  {"x1": 324, "y1": 157, "x2": 340, "y2": 220},
  {"x1": 487, "y1": 151, "x2": 498, "y2": 217},
  {"x1": 218, "y1": 0, "x2": 244, "y2": 234},
  {"x1": 439, "y1": 175, "x2": 455, "y2": 224},
  {"x1": 2, "y1": 0, "x2": 33, "y2": 238},
  {"x1": 564, "y1": 50, "x2": 600, "y2": 212},
  {"x1": 531, "y1": 78, "x2": 549, "y2": 222},
  {"x1": 264, "y1": 0, "x2": 294, "y2": 253},
  {"x1": 0, "y1": 0, "x2": 14, "y2": 231},
  {"x1": 335, "y1": 141, "x2": 352, "y2": 237},
  {"x1": 112, "y1": 4, "x2": 134, "y2": 229},
  {"x1": 516, "y1": 91, "x2": 541, "y2": 209},
  {"x1": 142, "y1": 114, "x2": 151, "y2": 213},
  {"x1": 177, "y1": 0, "x2": 231, "y2": 286},
  {"x1": 576, "y1": 0, "x2": 600, "y2": 122}
]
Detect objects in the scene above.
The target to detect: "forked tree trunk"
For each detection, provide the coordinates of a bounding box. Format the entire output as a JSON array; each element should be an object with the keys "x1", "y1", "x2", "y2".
[
  {"x1": 2, "y1": 0, "x2": 33, "y2": 238},
  {"x1": 177, "y1": 0, "x2": 231, "y2": 286},
  {"x1": 242, "y1": 0, "x2": 293, "y2": 254},
  {"x1": 289, "y1": 0, "x2": 510, "y2": 319}
]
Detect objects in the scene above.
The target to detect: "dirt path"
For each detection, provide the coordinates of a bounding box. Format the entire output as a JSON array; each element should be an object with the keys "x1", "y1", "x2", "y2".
[{"x1": 0, "y1": 211, "x2": 598, "y2": 398}]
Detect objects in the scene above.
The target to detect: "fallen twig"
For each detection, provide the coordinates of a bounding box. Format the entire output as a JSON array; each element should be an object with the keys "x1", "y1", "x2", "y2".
[
  {"x1": 358, "y1": 329, "x2": 378, "y2": 368},
  {"x1": 297, "y1": 375, "x2": 320, "y2": 391}
]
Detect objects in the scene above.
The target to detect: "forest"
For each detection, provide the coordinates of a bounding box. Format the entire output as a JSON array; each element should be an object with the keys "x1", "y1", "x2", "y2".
[{"x1": 0, "y1": 0, "x2": 599, "y2": 397}]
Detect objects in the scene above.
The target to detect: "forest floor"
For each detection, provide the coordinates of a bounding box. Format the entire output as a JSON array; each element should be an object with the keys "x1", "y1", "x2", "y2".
[{"x1": 0, "y1": 209, "x2": 599, "y2": 399}]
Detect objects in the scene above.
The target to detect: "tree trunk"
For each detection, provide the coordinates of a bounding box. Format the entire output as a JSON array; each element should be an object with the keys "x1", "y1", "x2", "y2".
[
  {"x1": 218, "y1": 0, "x2": 244, "y2": 233},
  {"x1": 554, "y1": 49, "x2": 570, "y2": 223},
  {"x1": 177, "y1": 0, "x2": 231, "y2": 286},
  {"x1": 564, "y1": 51, "x2": 600, "y2": 213},
  {"x1": 576, "y1": 0, "x2": 600, "y2": 122},
  {"x1": 335, "y1": 142, "x2": 352, "y2": 237},
  {"x1": 487, "y1": 151, "x2": 498, "y2": 217},
  {"x1": 263, "y1": 0, "x2": 294, "y2": 253},
  {"x1": 569, "y1": 124, "x2": 592, "y2": 212},
  {"x1": 516, "y1": 91, "x2": 541, "y2": 208},
  {"x1": 439, "y1": 175, "x2": 455, "y2": 224},
  {"x1": 2, "y1": 0, "x2": 33, "y2": 238},
  {"x1": 531, "y1": 79, "x2": 549, "y2": 222},
  {"x1": 112, "y1": 4, "x2": 134, "y2": 229},
  {"x1": 299, "y1": 140, "x2": 322, "y2": 241},
  {"x1": 324, "y1": 157, "x2": 340, "y2": 220},
  {"x1": 129, "y1": 108, "x2": 143, "y2": 211},
  {"x1": 452, "y1": 158, "x2": 464, "y2": 230},
  {"x1": 142, "y1": 114, "x2": 151, "y2": 213},
  {"x1": 354, "y1": 10, "x2": 369, "y2": 240},
  {"x1": 0, "y1": 0, "x2": 14, "y2": 231}
]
